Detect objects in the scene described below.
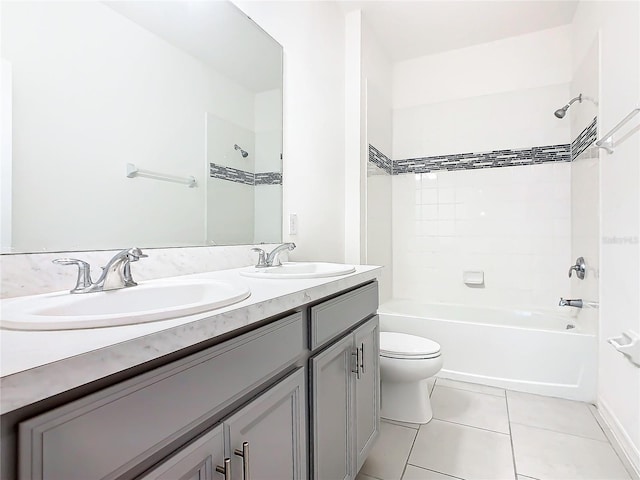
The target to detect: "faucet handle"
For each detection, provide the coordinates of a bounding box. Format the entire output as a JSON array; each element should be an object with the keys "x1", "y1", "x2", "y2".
[
  {"x1": 568, "y1": 257, "x2": 586, "y2": 279},
  {"x1": 251, "y1": 248, "x2": 268, "y2": 268},
  {"x1": 124, "y1": 247, "x2": 148, "y2": 262},
  {"x1": 52, "y1": 258, "x2": 93, "y2": 293}
]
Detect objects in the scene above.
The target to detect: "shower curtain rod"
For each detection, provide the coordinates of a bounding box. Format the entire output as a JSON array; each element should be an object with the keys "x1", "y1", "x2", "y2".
[{"x1": 596, "y1": 107, "x2": 640, "y2": 154}]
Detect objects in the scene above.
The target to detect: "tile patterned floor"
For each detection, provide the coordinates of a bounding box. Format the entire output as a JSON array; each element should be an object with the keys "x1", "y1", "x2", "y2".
[{"x1": 357, "y1": 378, "x2": 633, "y2": 480}]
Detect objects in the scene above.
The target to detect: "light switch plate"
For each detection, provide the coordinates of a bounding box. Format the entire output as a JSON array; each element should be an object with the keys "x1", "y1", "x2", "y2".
[{"x1": 289, "y1": 213, "x2": 298, "y2": 235}]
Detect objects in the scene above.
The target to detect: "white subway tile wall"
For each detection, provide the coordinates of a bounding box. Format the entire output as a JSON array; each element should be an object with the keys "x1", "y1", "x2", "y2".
[{"x1": 391, "y1": 163, "x2": 571, "y2": 309}]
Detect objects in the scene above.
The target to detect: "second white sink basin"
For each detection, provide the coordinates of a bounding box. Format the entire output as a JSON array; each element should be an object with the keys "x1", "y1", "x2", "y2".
[
  {"x1": 240, "y1": 262, "x2": 355, "y2": 279},
  {"x1": 0, "y1": 278, "x2": 250, "y2": 331}
]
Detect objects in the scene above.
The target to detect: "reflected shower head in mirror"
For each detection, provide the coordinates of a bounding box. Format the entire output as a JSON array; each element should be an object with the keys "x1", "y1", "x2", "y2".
[
  {"x1": 554, "y1": 94, "x2": 583, "y2": 119},
  {"x1": 234, "y1": 144, "x2": 249, "y2": 158}
]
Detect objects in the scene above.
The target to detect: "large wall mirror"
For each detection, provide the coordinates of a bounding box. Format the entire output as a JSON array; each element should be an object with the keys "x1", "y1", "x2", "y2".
[{"x1": 0, "y1": 0, "x2": 283, "y2": 253}]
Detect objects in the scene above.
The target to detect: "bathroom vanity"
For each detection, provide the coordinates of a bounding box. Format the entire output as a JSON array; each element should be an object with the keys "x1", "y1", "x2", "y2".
[{"x1": 0, "y1": 266, "x2": 380, "y2": 480}]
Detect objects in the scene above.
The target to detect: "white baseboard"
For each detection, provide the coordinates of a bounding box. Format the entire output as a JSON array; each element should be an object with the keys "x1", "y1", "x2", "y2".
[{"x1": 592, "y1": 400, "x2": 640, "y2": 480}]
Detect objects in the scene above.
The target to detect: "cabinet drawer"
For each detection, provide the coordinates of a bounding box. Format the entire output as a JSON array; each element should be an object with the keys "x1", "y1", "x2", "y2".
[
  {"x1": 19, "y1": 313, "x2": 304, "y2": 480},
  {"x1": 309, "y1": 282, "x2": 378, "y2": 351}
]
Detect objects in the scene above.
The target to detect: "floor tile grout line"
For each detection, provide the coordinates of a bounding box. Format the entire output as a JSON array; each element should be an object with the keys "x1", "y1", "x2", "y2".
[
  {"x1": 429, "y1": 377, "x2": 437, "y2": 396},
  {"x1": 431, "y1": 417, "x2": 510, "y2": 436},
  {"x1": 587, "y1": 404, "x2": 639, "y2": 480},
  {"x1": 505, "y1": 389, "x2": 520, "y2": 479},
  {"x1": 361, "y1": 473, "x2": 384, "y2": 480},
  {"x1": 433, "y1": 382, "x2": 506, "y2": 398},
  {"x1": 435, "y1": 378, "x2": 506, "y2": 397},
  {"x1": 587, "y1": 401, "x2": 617, "y2": 440},
  {"x1": 400, "y1": 421, "x2": 421, "y2": 480},
  {"x1": 382, "y1": 418, "x2": 420, "y2": 430},
  {"x1": 508, "y1": 419, "x2": 610, "y2": 443},
  {"x1": 405, "y1": 462, "x2": 466, "y2": 480}
]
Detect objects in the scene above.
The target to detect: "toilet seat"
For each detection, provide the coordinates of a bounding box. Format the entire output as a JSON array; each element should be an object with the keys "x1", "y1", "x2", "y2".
[{"x1": 380, "y1": 332, "x2": 441, "y2": 359}]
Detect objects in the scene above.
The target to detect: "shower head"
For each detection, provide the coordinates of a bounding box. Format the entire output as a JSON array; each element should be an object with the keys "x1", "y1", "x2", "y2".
[
  {"x1": 554, "y1": 94, "x2": 582, "y2": 119},
  {"x1": 554, "y1": 106, "x2": 569, "y2": 119},
  {"x1": 234, "y1": 144, "x2": 249, "y2": 158}
]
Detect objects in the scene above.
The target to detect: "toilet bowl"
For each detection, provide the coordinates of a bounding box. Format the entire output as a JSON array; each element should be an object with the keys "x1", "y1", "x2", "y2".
[{"x1": 379, "y1": 331, "x2": 443, "y2": 424}]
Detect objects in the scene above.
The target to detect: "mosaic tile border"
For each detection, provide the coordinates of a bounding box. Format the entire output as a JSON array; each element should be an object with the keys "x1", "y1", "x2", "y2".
[
  {"x1": 209, "y1": 163, "x2": 282, "y2": 186},
  {"x1": 255, "y1": 172, "x2": 283, "y2": 185},
  {"x1": 571, "y1": 116, "x2": 598, "y2": 161},
  {"x1": 393, "y1": 144, "x2": 570, "y2": 174},
  {"x1": 368, "y1": 143, "x2": 571, "y2": 176},
  {"x1": 369, "y1": 116, "x2": 598, "y2": 176},
  {"x1": 368, "y1": 145, "x2": 393, "y2": 175}
]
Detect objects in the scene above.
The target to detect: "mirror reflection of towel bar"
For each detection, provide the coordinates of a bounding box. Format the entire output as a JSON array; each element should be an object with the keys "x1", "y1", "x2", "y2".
[
  {"x1": 126, "y1": 163, "x2": 197, "y2": 188},
  {"x1": 596, "y1": 108, "x2": 640, "y2": 154}
]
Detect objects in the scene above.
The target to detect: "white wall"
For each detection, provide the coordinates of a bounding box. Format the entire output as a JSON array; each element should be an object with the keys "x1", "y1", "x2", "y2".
[
  {"x1": 254, "y1": 88, "x2": 283, "y2": 243},
  {"x1": 393, "y1": 84, "x2": 571, "y2": 160},
  {"x1": 344, "y1": 10, "x2": 364, "y2": 265},
  {"x1": 572, "y1": 1, "x2": 640, "y2": 475},
  {"x1": 362, "y1": 15, "x2": 393, "y2": 302},
  {"x1": 392, "y1": 26, "x2": 572, "y2": 159},
  {"x1": 233, "y1": 1, "x2": 346, "y2": 263},
  {"x1": 570, "y1": 38, "x2": 600, "y2": 335},
  {"x1": 390, "y1": 25, "x2": 573, "y2": 311},
  {"x1": 393, "y1": 25, "x2": 572, "y2": 109},
  {"x1": 0, "y1": 59, "x2": 11, "y2": 251},
  {"x1": 2, "y1": 1, "x2": 255, "y2": 251}
]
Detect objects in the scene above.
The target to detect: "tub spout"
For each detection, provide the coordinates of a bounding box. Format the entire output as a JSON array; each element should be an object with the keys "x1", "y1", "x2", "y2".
[{"x1": 559, "y1": 298, "x2": 583, "y2": 308}]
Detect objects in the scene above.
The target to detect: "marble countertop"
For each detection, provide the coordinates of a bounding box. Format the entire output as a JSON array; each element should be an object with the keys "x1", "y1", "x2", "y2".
[{"x1": 0, "y1": 264, "x2": 381, "y2": 415}]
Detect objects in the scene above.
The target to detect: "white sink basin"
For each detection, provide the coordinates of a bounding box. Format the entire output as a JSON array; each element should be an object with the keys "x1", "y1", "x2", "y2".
[
  {"x1": 240, "y1": 262, "x2": 355, "y2": 279},
  {"x1": 0, "y1": 279, "x2": 250, "y2": 331}
]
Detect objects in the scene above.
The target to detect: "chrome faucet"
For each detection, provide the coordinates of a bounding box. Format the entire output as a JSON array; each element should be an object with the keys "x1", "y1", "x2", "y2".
[
  {"x1": 53, "y1": 247, "x2": 147, "y2": 293},
  {"x1": 559, "y1": 298, "x2": 583, "y2": 308},
  {"x1": 251, "y1": 243, "x2": 296, "y2": 268}
]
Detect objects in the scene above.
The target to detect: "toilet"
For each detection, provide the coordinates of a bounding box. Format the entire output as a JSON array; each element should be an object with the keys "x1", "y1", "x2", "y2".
[{"x1": 379, "y1": 331, "x2": 443, "y2": 424}]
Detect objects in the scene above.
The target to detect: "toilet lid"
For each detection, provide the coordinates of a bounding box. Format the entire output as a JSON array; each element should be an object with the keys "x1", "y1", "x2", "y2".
[{"x1": 380, "y1": 332, "x2": 441, "y2": 359}]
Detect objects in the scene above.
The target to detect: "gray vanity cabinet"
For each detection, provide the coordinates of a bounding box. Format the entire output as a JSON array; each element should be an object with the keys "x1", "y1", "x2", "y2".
[
  {"x1": 141, "y1": 368, "x2": 306, "y2": 480},
  {"x1": 13, "y1": 281, "x2": 380, "y2": 480},
  {"x1": 309, "y1": 282, "x2": 380, "y2": 480},
  {"x1": 310, "y1": 335, "x2": 354, "y2": 480},
  {"x1": 18, "y1": 313, "x2": 305, "y2": 480},
  {"x1": 353, "y1": 318, "x2": 380, "y2": 472},
  {"x1": 225, "y1": 368, "x2": 307, "y2": 480},
  {"x1": 139, "y1": 425, "x2": 226, "y2": 480},
  {"x1": 310, "y1": 316, "x2": 379, "y2": 480}
]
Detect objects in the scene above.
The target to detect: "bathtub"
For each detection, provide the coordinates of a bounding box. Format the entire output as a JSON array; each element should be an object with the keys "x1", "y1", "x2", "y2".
[{"x1": 378, "y1": 300, "x2": 597, "y2": 402}]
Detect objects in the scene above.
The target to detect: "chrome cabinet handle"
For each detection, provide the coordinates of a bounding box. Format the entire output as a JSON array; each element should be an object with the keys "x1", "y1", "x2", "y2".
[
  {"x1": 359, "y1": 343, "x2": 365, "y2": 375},
  {"x1": 234, "y1": 441, "x2": 250, "y2": 480},
  {"x1": 215, "y1": 458, "x2": 231, "y2": 480},
  {"x1": 352, "y1": 348, "x2": 361, "y2": 379}
]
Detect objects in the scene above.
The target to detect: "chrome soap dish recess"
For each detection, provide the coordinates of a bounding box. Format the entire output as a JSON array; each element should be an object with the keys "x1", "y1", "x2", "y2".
[{"x1": 568, "y1": 257, "x2": 586, "y2": 280}]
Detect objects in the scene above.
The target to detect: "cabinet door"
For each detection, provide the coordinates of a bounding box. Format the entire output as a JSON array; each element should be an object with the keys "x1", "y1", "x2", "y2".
[
  {"x1": 353, "y1": 316, "x2": 380, "y2": 472},
  {"x1": 225, "y1": 368, "x2": 306, "y2": 480},
  {"x1": 139, "y1": 425, "x2": 226, "y2": 480},
  {"x1": 310, "y1": 335, "x2": 355, "y2": 480}
]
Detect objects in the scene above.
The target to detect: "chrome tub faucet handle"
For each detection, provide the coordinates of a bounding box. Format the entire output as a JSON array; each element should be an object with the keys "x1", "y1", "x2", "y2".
[{"x1": 568, "y1": 257, "x2": 586, "y2": 280}]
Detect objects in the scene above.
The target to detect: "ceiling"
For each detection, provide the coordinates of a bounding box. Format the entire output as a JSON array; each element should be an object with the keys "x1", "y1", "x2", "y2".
[{"x1": 337, "y1": 0, "x2": 579, "y2": 62}]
